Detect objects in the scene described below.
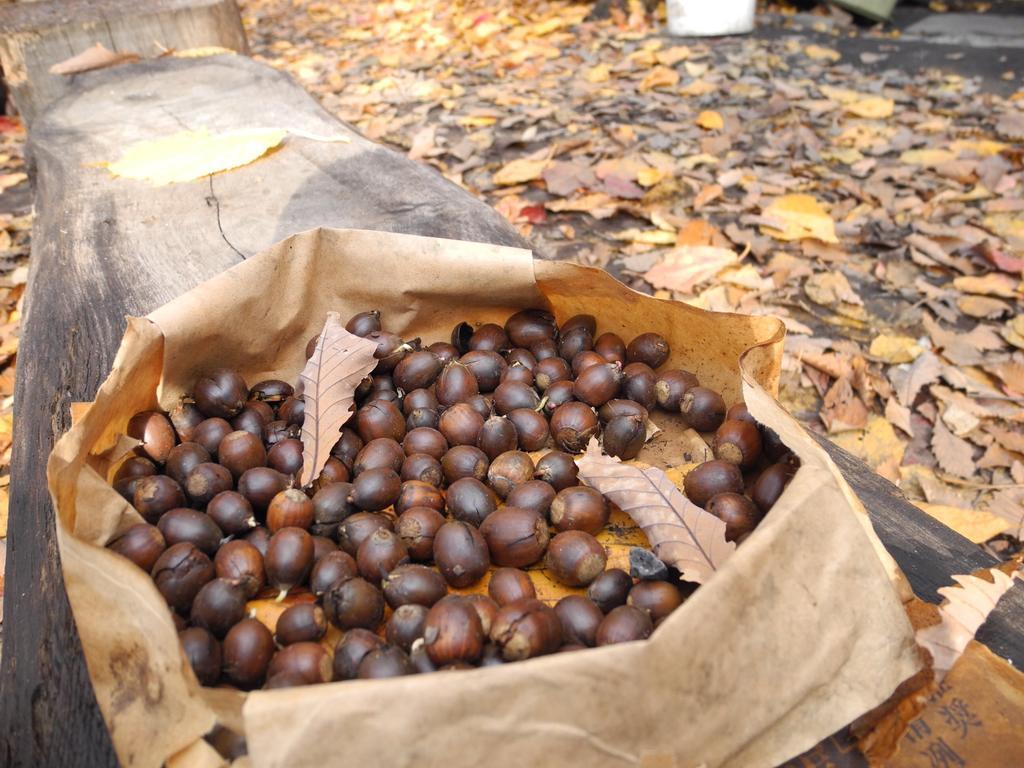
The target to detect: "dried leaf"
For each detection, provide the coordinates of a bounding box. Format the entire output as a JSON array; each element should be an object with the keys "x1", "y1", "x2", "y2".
[
  {"x1": 639, "y1": 66, "x2": 680, "y2": 93},
  {"x1": 804, "y1": 45, "x2": 841, "y2": 62},
  {"x1": 696, "y1": 110, "x2": 724, "y2": 131},
  {"x1": 298, "y1": 313, "x2": 379, "y2": 487},
  {"x1": 821, "y1": 375, "x2": 869, "y2": 433},
  {"x1": 870, "y1": 334, "x2": 922, "y2": 364},
  {"x1": 845, "y1": 96, "x2": 894, "y2": 119},
  {"x1": 899, "y1": 149, "x2": 956, "y2": 167},
  {"x1": 49, "y1": 43, "x2": 139, "y2": 75},
  {"x1": 930, "y1": 418, "x2": 976, "y2": 479},
  {"x1": 760, "y1": 194, "x2": 838, "y2": 243},
  {"x1": 106, "y1": 128, "x2": 287, "y2": 185},
  {"x1": 642, "y1": 246, "x2": 740, "y2": 294},
  {"x1": 916, "y1": 569, "x2": 1021, "y2": 679},
  {"x1": 913, "y1": 502, "x2": 1008, "y2": 544},
  {"x1": 172, "y1": 46, "x2": 237, "y2": 59},
  {"x1": 892, "y1": 350, "x2": 943, "y2": 407},
  {"x1": 952, "y1": 273, "x2": 1019, "y2": 298},
  {"x1": 805, "y1": 272, "x2": 863, "y2": 308},
  {"x1": 576, "y1": 441, "x2": 735, "y2": 584},
  {"x1": 492, "y1": 156, "x2": 549, "y2": 185}
]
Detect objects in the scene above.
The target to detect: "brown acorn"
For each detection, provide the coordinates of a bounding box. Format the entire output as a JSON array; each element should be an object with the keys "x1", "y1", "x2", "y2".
[
  {"x1": 726, "y1": 402, "x2": 757, "y2": 425},
  {"x1": 423, "y1": 596, "x2": 485, "y2": 665},
  {"x1": 345, "y1": 309, "x2": 382, "y2": 337},
  {"x1": 550, "y1": 486, "x2": 609, "y2": 535},
  {"x1": 465, "y1": 593, "x2": 500, "y2": 636},
  {"x1": 465, "y1": 394, "x2": 494, "y2": 421},
  {"x1": 309, "y1": 549, "x2": 358, "y2": 596},
  {"x1": 533, "y1": 356, "x2": 572, "y2": 392},
  {"x1": 713, "y1": 419, "x2": 763, "y2": 469},
  {"x1": 682, "y1": 459, "x2": 744, "y2": 507},
  {"x1": 597, "y1": 399, "x2": 649, "y2": 423},
  {"x1": 626, "y1": 333, "x2": 670, "y2": 369},
  {"x1": 194, "y1": 370, "x2": 249, "y2": 419},
  {"x1": 477, "y1": 416, "x2": 519, "y2": 461},
  {"x1": 559, "y1": 327, "x2": 593, "y2": 362},
  {"x1": 751, "y1": 461, "x2": 798, "y2": 513},
  {"x1": 267, "y1": 438, "x2": 304, "y2": 476},
  {"x1": 214, "y1": 539, "x2": 265, "y2": 597},
  {"x1": 706, "y1": 492, "x2": 763, "y2": 542},
  {"x1": 469, "y1": 323, "x2": 511, "y2": 352},
  {"x1": 554, "y1": 595, "x2": 603, "y2": 647},
  {"x1": 267, "y1": 642, "x2": 333, "y2": 685},
  {"x1": 571, "y1": 351, "x2": 605, "y2": 377},
  {"x1": 549, "y1": 402, "x2": 599, "y2": 454},
  {"x1": 459, "y1": 350, "x2": 507, "y2": 392},
  {"x1": 127, "y1": 411, "x2": 176, "y2": 464},
  {"x1": 323, "y1": 575, "x2": 385, "y2": 630},
  {"x1": 531, "y1": 338, "x2": 559, "y2": 361},
  {"x1": 180, "y1": 627, "x2": 221, "y2": 686},
  {"x1": 573, "y1": 363, "x2": 622, "y2": 407},
  {"x1": 311, "y1": 482, "x2": 357, "y2": 528},
  {"x1": 222, "y1": 618, "x2": 275, "y2": 689},
  {"x1": 490, "y1": 598, "x2": 562, "y2": 661},
  {"x1": 275, "y1": 603, "x2": 327, "y2": 646},
  {"x1": 151, "y1": 542, "x2": 214, "y2": 613},
  {"x1": 560, "y1": 314, "x2": 597, "y2": 337},
  {"x1": 170, "y1": 402, "x2": 205, "y2": 443},
  {"x1": 394, "y1": 350, "x2": 443, "y2": 392},
  {"x1": 433, "y1": 521, "x2": 490, "y2": 588},
  {"x1": 109, "y1": 523, "x2": 166, "y2": 572},
  {"x1": 331, "y1": 427, "x2": 365, "y2": 470},
  {"x1": 534, "y1": 451, "x2": 579, "y2": 491},
  {"x1": 387, "y1": 604, "x2": 430, "y2": 652},
  {"x1": 354, "y1": 437, "x2": 405, "y2": 474},
  {"x1": 546, "y1": 530, "x2": 607, "y2": 587},
  {"x1": 192, "y1": 417, "x2": 234, "y2": 457},
  {"x1": 479, "y1": 507, "x2": 550, "y2": 568},
  {"x1": 486, "y1": 450, "x2": 535, "y2": 499},
  {"x1": 594, "y1": 332, "x2": 627, "y2": 364},
  {"x1": 628, "y1": 580, "x2": 684, "y2": 623},
  {"x1": 396, "y1": 506, "x2": 446, "y2": 560},
  {"x1": 366, "y1": 330, "x2": 410, "y2": 374},
  {"x1": 438, "y1": 403, "x2": 485, "y2": 446},
  {"x1": 541, "y1": 380, "x2": 575, "y2": 416},
  {"x1": 382, "y1": 563, "x2": 448, "y2": 609},
  {"x1": 207, "y1": 491, "x2": 256, "y2": 536},
  {"x1": 249, "y1": 378, "x2": 295, "y2": 403},
  {"x1": 602, "y1": 415, "x2": 646, "y2": 460},
  {"x1": 440, "y1": 445, "x2": 489, "y2": 484},
  {"x1": 655, "y1": 369, "x2": 699, "y2": 412},
  {"x1": 401, "y1": 428, "x2": 447, "y2": 461},
  {"x1": 621, "y1": 362, "x2": 658, "y2": 410},
  {"x1": 133, "y1": 475, "x2": 186, "y2": 523},
  {"x1": 358, "y1": 645, "x2": 415, "y2": 679},
  {"x1": 157, "y1": 508, "x2": 224, "y2": 555},
  {"x1": 190, "y1": 578, "x2": 247, "y2": 638},
  {"x1": 356, "y1": 528, "x2": 409, "y2": 583},
  {"x1": 595, "y1": 605, "x2": 653, "y2": 645},
  {"x1": 506, "y1": 347, "x2": 537, "y2": 370},
  {"x1": 112, "y1": 456, "x2": 157, "y2": 501},
  {"x1": 587, "y1": 568, "x2": 634, "y2": 613},
  {"x1": 265, "y1": 527, "x2": 315, "y2": 599},
  {"x1": 501, "y1": 364, "x2": 534, "y2": 386},
  {"x1": 506, "y1": 408, "x2": 550, "y2": 452},
  {"x1": 356, "y1": 399, "x2": 406, "y2": 443},
  {"x1": 333, "y1": 628, "x2": 385, "y2": 680},
  {"x1": 267, "y1": 489, "x2": 315, "y2": 533},
  {"x1": 337, "y1": 512, "x2": 393, "y2": 557},
  {"x1": 488, "y1": 567, "x2": 536, "y2": 606},
  {"x1": 237, "y1": 467, "x2": 290, "y2": 516},
  {"x1": 445, "y1": 477, "x2": 498, "y2": 527},
  {"x1": 401, "y1": 453, "x2": 444, "y2": 487},
  {"x1": 350, "y1": 467, "x2": 402, "y2": 511},
  {"x1": 504, "y1": 308, "x2": 557, "y2": 349},
  {"x1": 394, "y1": 480, "x2": 444, "y2": 515},
  {"x1": 505, "y1": 480, "x2": 556, "y2": 517},
  {"x1": 217, "y1": 430, "x2": 267, "y2": 480},
  {"x1": 232, "y1": 403, "x2": 272, "y2": 438},
  {"x1": 681, "y1": 387, "x2": 727, "y2": 432},
  {"x1": 277, "y1": 396, "x2": 306, "y2": 427},
  {"x1": 492, "y1": 381, "x2": 540, "y2": 415}
]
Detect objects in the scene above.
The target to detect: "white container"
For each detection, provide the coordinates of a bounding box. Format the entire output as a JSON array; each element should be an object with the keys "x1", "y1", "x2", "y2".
[{"x1": 667, "y1": 0, "x2": 755, "y2": 36}]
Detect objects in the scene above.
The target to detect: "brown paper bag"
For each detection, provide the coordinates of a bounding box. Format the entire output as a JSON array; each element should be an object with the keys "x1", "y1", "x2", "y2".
[{"x1": 47, "y1": 228, "x2": 921, "y2": 768}]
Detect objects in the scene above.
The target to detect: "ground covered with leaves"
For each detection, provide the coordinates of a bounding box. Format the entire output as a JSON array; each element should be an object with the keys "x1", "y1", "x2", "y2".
[{"x1": 237, "y1": 0, "x2": 1023, "y2": 554}]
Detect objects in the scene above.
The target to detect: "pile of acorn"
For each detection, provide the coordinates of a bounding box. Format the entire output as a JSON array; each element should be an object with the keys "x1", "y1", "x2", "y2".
[{"x1": 108, "y1": 308, "x2": 798, "y2": 689}]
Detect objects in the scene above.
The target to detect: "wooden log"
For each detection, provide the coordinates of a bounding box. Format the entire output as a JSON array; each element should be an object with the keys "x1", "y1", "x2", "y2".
[
  {"x1": 2, "y1": 54, "x2": 1020, "y2": 766},
  {"x1": 0, "y1": 0, "x2": 247, "y2": 124}
]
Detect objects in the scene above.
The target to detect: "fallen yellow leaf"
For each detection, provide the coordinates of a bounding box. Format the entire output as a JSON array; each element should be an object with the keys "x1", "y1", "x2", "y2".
[
  {"x1": 951, "y1": 139, "x2": 1008, "y2": 157},
  {"x1": 804, "y1": 44, "x2": 841, "y2": 62},
  {"x1": 900, "y1": 148, "x2": 956, "y2": 167},
  {"x1": 679, "y1": 79, "x2": 716, "y2": 97},
  {"x1": 643, "y1": 245, "x2": 740, "y2": 293},
  {"x1": 696, "y1": 110, "x2": 724, "y2": 131},
  {"x1": 870, "y1": 334, "x2": 923, "y2": 363},
  {"x1": 611, "y1": 229, "x2": 677, "y2": 245},
  {"x1": 846, "y1": 96, "x2": 895, "y2": 119},
  {"x1": 760, "y1": 194, "x2": 838, "y2": 243},
  {"x1": 914, "y1": 502, "x2": 1008, "y2": 544},
  {"x1": 832, "y1": 415, "x2": 906, "y2": 474},
  {"x1": 639, "y1": 66, "x2": 680, "y2": 93},
  {"x1": 586, "y1": 64, "x2": 611, "y2": 83},
  {"x1": 636, "y1": 166, "x2": 667, "y2": 187},
  {"x1": 953, "y1": 273, "x2": 1020, "y2": 298},
  {"x1": 492, "y1": 156, "x2": 549, "y2": 186},
  {"x1": 106, "y1": 128, "x2": 287, "y2": 185}
]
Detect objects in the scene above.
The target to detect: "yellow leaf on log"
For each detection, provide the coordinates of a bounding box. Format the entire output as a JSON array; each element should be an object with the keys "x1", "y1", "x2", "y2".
[
  {"x1": 696, "y1": 110, "x2": 724, "y2": 131},
  {"x1": 106, "y1": 128, "x2": 287, "y2": 185},
  {"x1": 760, "y1": 194, "x2": 838, "y2": 243},
  {"x1": 914, "y1": 503, "x2": 1008, "y2": 543}
]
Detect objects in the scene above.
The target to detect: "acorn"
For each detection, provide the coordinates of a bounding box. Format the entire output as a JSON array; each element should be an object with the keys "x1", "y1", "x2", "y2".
[
  {"x1": 232, "y1": 402, "x2": 273, "y2": 437},
  {"x1": 357, "y1": 644, "x2": 415, "y2": 678},
  {"x1": 751, "y1": 461, "x2": 798, "y2": 513},
  {"x1": 157, "y1": 508, "x2": 224, "y2": 555},
  {"x1": 587, "y1": 568, "x2": 633, "y2": 613},
  {"x1": 465, "y1": 593, "x2": 500, "y2": 636},
  {"x1": 394, "y1": 350, "x2": 443, "y2": 392},
  {"x1": 182, "y1": 463, "x2": 231, "y2": 509},
  {"x1": 354, "y1": 438, "x2": 405, "y2": 475},
  {"x1": 312, "y1": 482, "x2": 357, "y2": 529},
  {"x1": 459, "y1": 350, "x2": 507, "y2": 392},
  {"x1": 490, "y1": 599, "x2": 562, "y2": 661},
  {"x1": 356, "y1": 400, "x2": 406, "y2": 443},
  {"x1": 479, "y1": 507, "x2": 550, "y2": 568},
  {"x1": 382, "y1": 604, "x2": 428, "y2": 652},
  {"x1": 434, "y1": 362, "x2": 479, "y2": 407},
  {"x1": 394, "y1": 480, "x2": 444, "y2": 515},
  {"x1": 559, "y1": 327, "x2": 593, "y2": 362},
  {"x1": 311, "y1": 535, "x2": 336, "y2": 561},
  {"x1": 706, "y1": 492, "x2": 763, "y2": 542},
  {"x1": 367, "y1": 331, "x2": 411, "y2": 374},
  {"x1": 433, "y1": 521, "x2": 490, "y2": 587},
  {"x1": 112, "y1": 456, "x2": 157, "y2": 501},
  {"x1": 555, "y1": 595, "x2": 603, "y2": 647},
  {"x1": 333, "y1": 628, "x2": 385, "y2": 681},
  {"x1": 506, "y1": 348, "x2": 537, "y2": 370},
  {"x1": 628, "y1": 580, "x2": 684, "y2": 623},
  {"x1": 571, "y1": 351, "x2": 605, "y2": 377},
  {"x1": 713, "y1": 419, "x2": 763, "y2": 468},
  {"x1": 493, "y1": 381, "x2": 540, "y2": 415},
  {"x1": 681, "y1": 387, "x2": 727, "y2": 433},
  {"x1": 465, "y1": 394, "x2": 494, "y2": 422},
  {"x1": 151, "y1": 542, "x2": 214, "y2": 613},
  {"x1": 267, "y1": 642, "x2": 332, "y2": 685},
  {"x1": 626, "y1": 333, "x2": 670, "y2": 369},
  {"x1": 507, "y1": 409, "x2": 550, "y2": 452},
  {"x1": 505, "y1": 308, "x2": 557, "y2": 349},
  {"x1": 683, "y1": 459, "x2": 744, "y2": 507},
  {"x1": 205, "y1": 491, "x2": 255, "y2": 536},
  {"x1": 546, "y1": 530, "x2": 607, "y2": 587},
  {"x1": 264, "y1": 420, "x2": 299, "y2": 447},
  {"x1": 127, "y1": 411, "x2": 176, "y2": 464},
  {"x1": 192, "y1": 417, "x2": 233, "y2": 457},
  {"x1": 109, "y1": 523, "x2": 166, "y2": 572},
  {"x1": 194, "y1": 370, "x2": 249, "y2": 419},
  {"x1": 314, "y1": 457, "x2": 350, "y2": 489},
  {"x1": 505, "y1": 480, "x2": 556, "y2": 517},
  {"x1": 602, "y1": 415, "x2": 646, "y2": 460},
  {"x1": 477, "y1": 416, "x2": 519, "y2": 461},
  {"x1": 441, "y1": 445, "x2": 489, "y2": 484},
  {"x1": 350, "y1": 467, "x2": 402, "y2": 511},
  {"x1": 323, "y1": 575, "x2": 385, "y2": 630},
  {"x1": 655, "y1": 370, "x2": 699, "y2": 412},
  {"x1": 550, "y1": 486, "x2": 609, "y2": 534},
  {"x1": 274, "y1": 603, "x2": 327, "y2": 646},
  {"x1": 501, "y1": 364, "x2": 534, "y2": 387},
  {"x1": 380, "y1": 563, "x2": 446, "y2": 609},
  {"x1": 222, "y1": 618, "x2": 276, "y2": 688},
  {"x1": 309, "y1": 549, "x2": 358, "y2": 595},
  {"x1": 596, "y1": 605, "x2": 653, "y2": 645},
  {"x1": 533, "y1": 356, "x2": 572, "y2": 392},
  {"x1": 336, "y1": 511, "x2": 392, "y2": 556},
  {"x1": 469, "y1": 323, "x2": 511, "y2": 352},
  {"x1": 488, "y1": 567, "x2": 536, "y2": 606},
  {"x1": 401, "y1": 453, "x2": 444, "y2": 487},
  {"x1": 133, "y1": 475, "x2": 187, "y2": 523},
  {"x1": 423, "y1": 596, "x2": 485, "y2": 665},
  {"x1": 246, "y1": 526, "x2": 272, "y2": 557},
  {"x1": 356, "y1": 528, "x2": 409, "y2": 583},
  {"x1": 265, "y1": 527, "x2": 314, "y2": 599},
  {"x1": 170, "y1": 402, "x2": 205, "y2": 443},
  {"x1": 541, "y1": 380, "x2": 575, "y2": 416},
  {"x1": 214, "y1": 539, "x2": 265, "y2": 597},
  {"x1": 534, "y1": 451, "x2": 580, "y2": 491},
  {"x1": 428, "y1": 342, "x2": 459, "y2": 365},
  {"x1": 265, "y1": 489, "x2": 313, "y2": 532},
  {"x1": 393, "y1": 507, "x2": 444, "y2": 561},
  {"x1": 549, "y1": 402, "x2": 599, "y2": 454},
  {"x1": 597, "y1": 399, "x2": 649, "y2": 423},
  {"x1": 531, "y1": 339, "x2": 558, "y2": 360},
  {"x1": 179, "y1": 627, "x2": 221, "y2": 686},
  {"x1": 726, "y1": 402, "x2": 756, "y2": 425},
  {"x1": 445, "y1": 477, "x2": 498, "y2": 527},
  {"x1": 267, "y1": 438, "x2": 303, "y2": 476},
  {"x1": 438, "y1": 403, "x2": 485, "y2": 446},
  {"x1": 331, "y1": 428, "x2": 365, "y2": 470},
  {"x1": 277, "y1": 396, "x2": 306, "y2": 428},
  {"x1": 399, "y1": 428, "x2": 445, "y2": 462},
  {"x1": 486, "y1": 450, "x2": 535, "y2": 499},
  {"x1": 560, "y1": 314, "x2": 597, "y2": 337},
  {"x1": 190, "y1": 578, "x2": 246, "y2": 638},
  {"x1": 594, "y1": 332, "x2": 627, "y2": 364},
  {"x1": 237, "y1": 467, "x2": 290, "y2": 516},
  {"x1": 621, "y1": 362, "x2": 657, "y2": 410},
  {"x1": 249, "y1": 379, "x2": 295, "y2": 403},
  {"x1": 346, "y1": 309, "x2": 382, "y2": 337}
]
